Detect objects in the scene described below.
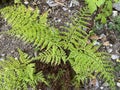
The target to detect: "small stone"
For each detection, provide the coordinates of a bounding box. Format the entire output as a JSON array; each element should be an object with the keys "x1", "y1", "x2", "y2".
[
  {"x1": 103, "y1": 82, "x2": 109, "y2": 87},
  {"x1": 117, "y1": 82, "x2": 120, "y2": 87},
  {"x1": 57, "y1": 19, "x2": 61, "y2": 22},
  {"x1": 24, "y1": 1, "x2": 29, "y2": 5},
  {"x1": 93, "y1": 41, "x2": 100, "y2": 45},
  {"x1": 0, "y1": 25, "x2": 11, "y2": 31},
  {"x1": 1, "y1": 54, "x2": 5, "y2": 57},
  {"x1": 15, "y1": 57, "x2": 18, "y2": 60},
  {"x1": 83, "y1": 28, "x2": 87, "y2": 31},
  {"x1": 107, "y1": 48, "x2": 113, "y2": 53},
  {"x1": 113, "y1": 2, "x2": 120, "y2": 11},
  {"x1": 109, "y1": 44, "x2": 113, "y2": 47},
  {"x1": 111, "y1": 54, "x2": 119, "y2": 60},
  {"x1": 47, "y1": 0, "x2": 59, "y2": 7},
  {"x1": 99, "y1": 34, "x2": 106, "y2": 39},
  {"x1": 0, "y1": 58, "x2": 4, "y2": 61},
  {"x1": 100, "y1": 36, "x2": 107, "y2": 42},
  {"x1": 100, "y1": 86, "x2": 104, "y2": 89},
  {"x1": 69, "y1": 0, "x2": 79, "y2": 7},
  {"x1": 62, "y1": 7, "x2": 68, "y2": 11},
  {"x1": 68, "y1": 10, "x2": 71, "y2": 12},
  {"x1": 112, "y1": 11, "x2": 118, "y2": 17},
  {"x1": 0, "y1": 35, "x2": 3, "y2": 39},
  {"x1": 11, "y1": 51, "x2": 14, "y2": 53}
]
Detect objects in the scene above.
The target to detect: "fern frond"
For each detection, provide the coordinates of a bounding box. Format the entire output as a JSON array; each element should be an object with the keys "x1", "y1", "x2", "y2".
[
  {"x1": 0, "y1": 5, "x2": 67, "y2": 65},
  {"x1": 60, "y1": 7, "x2": 115, "y2": 88},
  {"x1": 69, "y1": 43, "x2": 115, "y2": 88},
  {"x1": 0, "y1": 49, "x2": 47, "y2": 90},
  {"x1": 60, "y1": 7, "x2": 91, "y2": 50},
  {"x1": 0, "y1": 5, "x2": 56, "y2": 46},
  {"x1": 32, "y1": 46, "x2": 67, "y2": 65}
]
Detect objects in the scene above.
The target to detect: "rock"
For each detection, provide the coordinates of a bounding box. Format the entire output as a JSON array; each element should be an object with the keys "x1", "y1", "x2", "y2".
[
  {"x1": 99, "y1": 33, "x2": 107, "y2": 42},
  {"x1": 47, "y1": 0, "x2": 59, "y2": 7},
  {"x1": 46, "y1": 0, "x2": 65, "y2": 7},
  {"x1": 113, "y1": 2, "x2": 120, "y2": 11},
  {"x1": 111, "y1": 54, "x2": 119, "y2": 60},
  {"x1": 24, "y1": 0, "x2": 29, "y2": 5},
  {"x1": 106, "y1": 47, "x2": 113, "y2": 53},
  {"x1": 93, "y1": 41, "x2": 100, "y2": 46},
  {"x1": 102, "y1": 82, "x2": 109, "y2": 87},
  {"x1": 99, "y1": 34, "x2": 106, "y2": 39},
  {"x1": 1, "y1": 53, "x2": 5, "y2": 57},
  {"x1": 117, "y1": 82, "x2": 120, "y2": 87},
  {"x1": 112, "y1": 11, "x2": 118, "y2": 17},
  {"x1": 100, "y1": 86, "x2": 104, "y2": 90},
  {"x1": 69, "y1": 0, "x2": 79, "y2": 7},
  {"x1": 0, "y1": 58, "x2": 4, "y2": 61},
  {"x1": 112, "y1": 42, "x2": 120, "y2": 54},
  {"x1": 62, "y1": 7, "x2": 68, "y2": 11}
]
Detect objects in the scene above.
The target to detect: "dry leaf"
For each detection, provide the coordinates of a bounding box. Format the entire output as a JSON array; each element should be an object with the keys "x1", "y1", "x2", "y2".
[
  {"x1": 90, "y1": 77, "x2": 99, "y2": 88},
  {"x1": 103, "y1": 41, "x2": 110, "y2": 46},
  {"x1": 90, "y1": 34, "x2": 99, "y2": 40}
]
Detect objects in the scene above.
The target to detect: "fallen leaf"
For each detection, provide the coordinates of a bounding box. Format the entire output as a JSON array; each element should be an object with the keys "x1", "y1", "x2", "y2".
[
  {"x1": 90, "y1": 77, "x2": 99, "y2": 88},
  {"x1": 103, "y1": 41, "x2": 110, "y2": 46},
  {"x1": 90, "y1": 34, "x2": 99, "y2": 40}
]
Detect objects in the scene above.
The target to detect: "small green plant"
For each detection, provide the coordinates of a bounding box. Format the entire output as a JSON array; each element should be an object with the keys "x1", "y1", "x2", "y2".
[
  {"x1": 108, "y1": 16, "x2": 120, "y2": 32},
  {"x1": 0, "y1": 49, "x2": 48, "y2": 90},
  {"x1": 85, "y1": 0, "x2": 118, "y2": 23}
]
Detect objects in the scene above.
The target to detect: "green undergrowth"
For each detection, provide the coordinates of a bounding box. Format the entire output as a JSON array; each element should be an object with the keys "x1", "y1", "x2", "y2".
[{"x1": 0, "y1": 4, "x2": 116, "y2": 90}]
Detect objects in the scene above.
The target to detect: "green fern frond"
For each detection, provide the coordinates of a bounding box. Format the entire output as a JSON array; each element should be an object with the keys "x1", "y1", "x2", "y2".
[
  {"x1": 0, "y1": 5, "x2": 67, "y2": 65},
  {"x1": 32, "y1": 46, "x2": 67, "y2": 65},
  {"x1": 69, "y1": 44, "x2": 115, "y2": 88},
  {"x1": 0, "y1": 5, "x2": 57, "y2": 46},
  {"x1": 60, "y1": 7, "x2": 115, "y2": 88},
  {"x1": 60, "y1": 7, "x2": 90, "y2": 50},
  {"x1": 0, "y1": 49, "x2": 48, "y2": 90}
]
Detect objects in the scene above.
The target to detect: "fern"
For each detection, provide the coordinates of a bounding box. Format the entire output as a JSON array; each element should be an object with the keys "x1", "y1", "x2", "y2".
[
  {"x1": 0, "y1": 5, "x2": 115, "y2": 89},
  {"x1": 0, "y1": 49, "x2": 48, "y2": 90},
  {"x1": 61, "y1": 7, "x2": 115, "y2": 88},
  {"x1": 0, "y1": 5, "x2": 67, "y2": 66},
  {"x1": 60, "y1": 7, "x2": 90, "y2": 50}
]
